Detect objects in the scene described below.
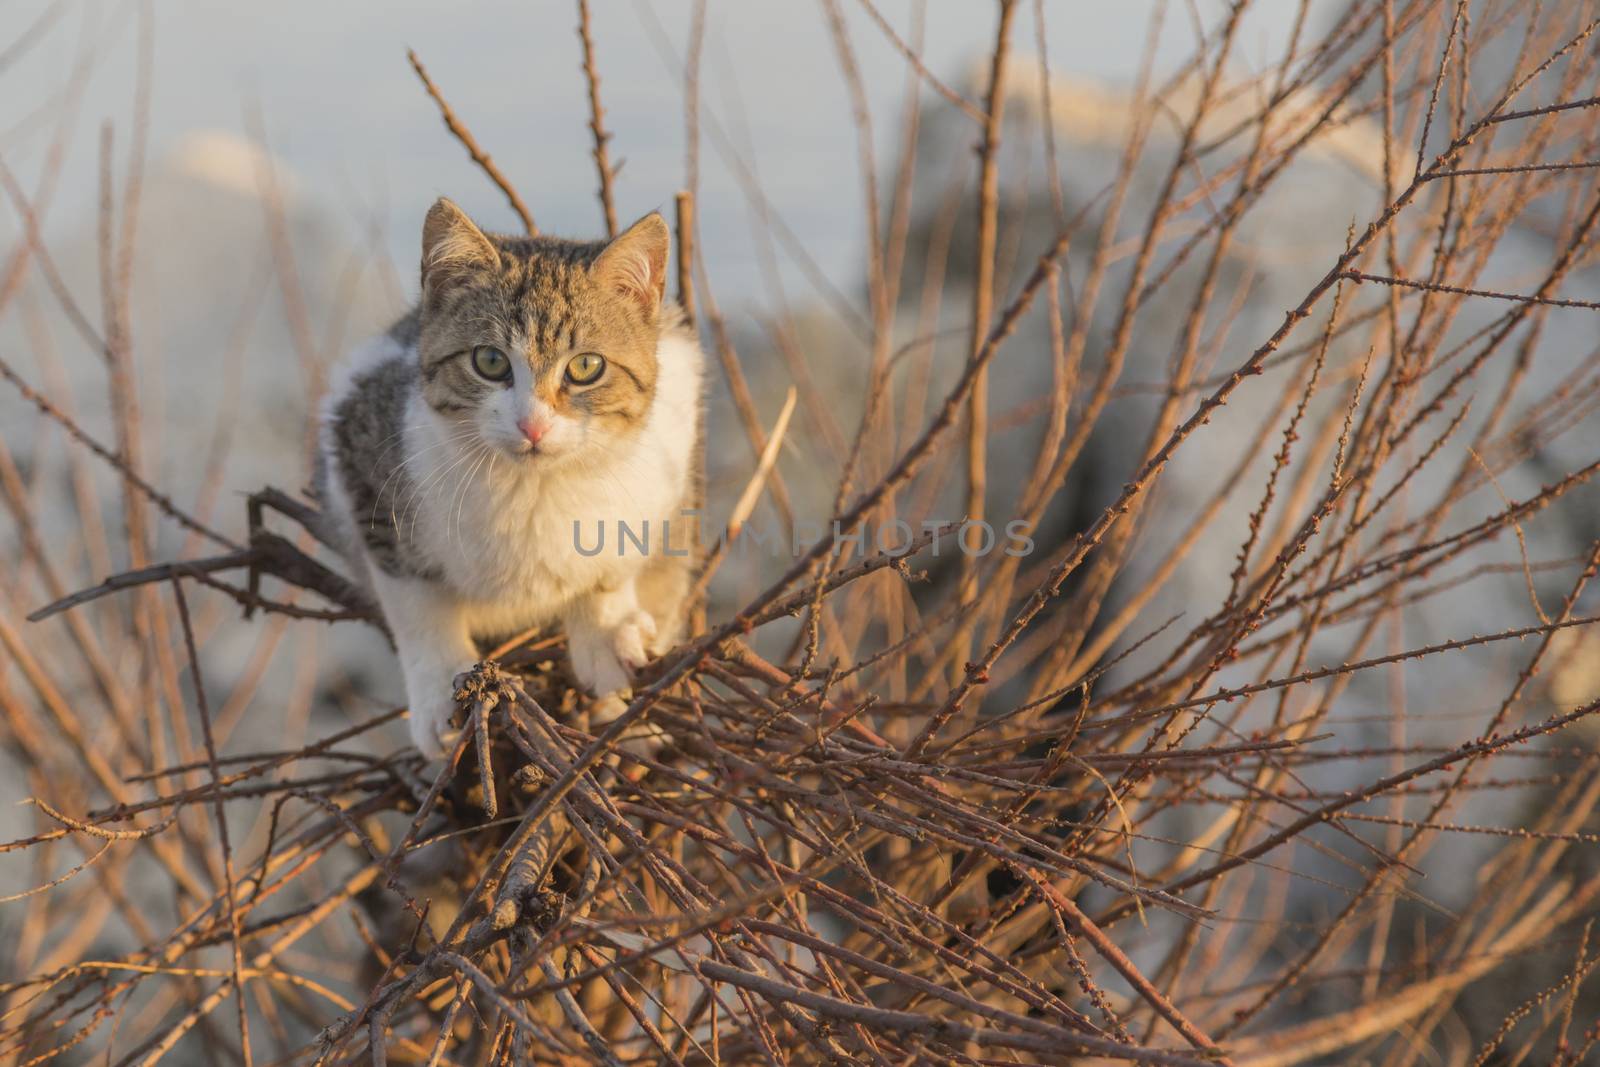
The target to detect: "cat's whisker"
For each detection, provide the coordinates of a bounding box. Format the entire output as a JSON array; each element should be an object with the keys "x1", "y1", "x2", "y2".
[
  {"x1": 366, "y1": 419, "x2": 476, "y2": 481},
  {"x1": 401, "y1": 441, "x2": 486, "y2": 544},
  {"x1": 370, "y1": 426, "x2": 484, "y2": 530},
  {"x1": 568, "y1": 439, "x2": 662, "y2": 514},
  {"x1": 451, "y1": 445, "x2": 493, "y2": 551},
  {"x1": 392, "y1": 435, "x2": 483, "y2": 542},
  {"x1": 372, "y1": 430, "x2": 484, "y2": 533}
]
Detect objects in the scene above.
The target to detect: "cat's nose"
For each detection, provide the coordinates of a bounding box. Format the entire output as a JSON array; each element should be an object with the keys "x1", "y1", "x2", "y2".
[{"x1": 516, "y1": 418, "x2": 546, "y2": 447}]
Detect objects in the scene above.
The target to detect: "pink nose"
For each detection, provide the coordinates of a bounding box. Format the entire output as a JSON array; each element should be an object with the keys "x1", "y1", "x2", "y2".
[{"x1": 517, "y1": 418, "x2": 546, "y2": 446}]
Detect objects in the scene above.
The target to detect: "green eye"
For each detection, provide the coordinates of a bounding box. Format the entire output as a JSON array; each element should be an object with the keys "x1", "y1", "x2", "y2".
[
  {"x1": 470, "y1": 345, "x2": 512, "y2": 381},
  {"x1": 566, "y1": 352, "x2": 606, "y2": 385}
]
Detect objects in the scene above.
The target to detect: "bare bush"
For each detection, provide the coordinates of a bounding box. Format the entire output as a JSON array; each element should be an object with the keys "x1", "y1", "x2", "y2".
[{"x1": 3, "y1": 2, "x2": 1600, "y2": 1064}]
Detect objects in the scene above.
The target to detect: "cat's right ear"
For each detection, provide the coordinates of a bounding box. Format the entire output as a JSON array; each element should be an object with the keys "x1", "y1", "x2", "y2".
[{"x1": 421, "y1": 198, "x2": 499, "y2": 300}]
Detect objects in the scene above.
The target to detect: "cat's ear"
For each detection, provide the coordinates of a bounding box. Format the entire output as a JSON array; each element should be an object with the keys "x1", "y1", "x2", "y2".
[
  {"x1": 421, "y1": 198, "x2": 499, "y2": 298},
  {"x1": 592, "y1": 212, "x2": 670, "y2": 319}
]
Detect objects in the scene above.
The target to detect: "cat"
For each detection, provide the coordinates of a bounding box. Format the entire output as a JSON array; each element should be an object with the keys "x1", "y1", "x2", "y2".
[{"x1": 315, "y1": 198, "x2": 702, "y2": 757}]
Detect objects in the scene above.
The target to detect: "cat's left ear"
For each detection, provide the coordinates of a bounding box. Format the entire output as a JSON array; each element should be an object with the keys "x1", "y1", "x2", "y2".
[{"x1": 592, "y1": 213, "x2": 670, "y2": 319}]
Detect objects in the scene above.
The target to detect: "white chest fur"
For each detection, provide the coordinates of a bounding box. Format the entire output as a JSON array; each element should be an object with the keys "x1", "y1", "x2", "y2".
[
  {"x1": 405, "y1": 410, "x2": 680, "y2": 632},
  {"x1": 387, "y1": 327, "x2": 701, "y2": 639}
]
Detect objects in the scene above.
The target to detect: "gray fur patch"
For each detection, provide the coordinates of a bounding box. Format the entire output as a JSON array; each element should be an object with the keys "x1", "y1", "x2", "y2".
[
  {"x1": 387, "y1": 306, "x2": 422, "y2": 348},
  {"x1": 328, "y1": 352, "x2": 443, "y2": 581}
]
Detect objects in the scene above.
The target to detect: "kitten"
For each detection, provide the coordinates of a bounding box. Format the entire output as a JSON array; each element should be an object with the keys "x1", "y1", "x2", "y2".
[{"x1": 315, "y1": 198, "x2": 702, "y2": 756}]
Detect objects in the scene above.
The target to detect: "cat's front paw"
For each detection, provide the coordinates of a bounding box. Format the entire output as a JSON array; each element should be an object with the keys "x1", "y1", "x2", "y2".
[
  {"x1": 405, "y1": 667, "x2": 471, "y2": 759},
  {"x1": 569, "y1": 609, "x2": 656, "y2": 696}
]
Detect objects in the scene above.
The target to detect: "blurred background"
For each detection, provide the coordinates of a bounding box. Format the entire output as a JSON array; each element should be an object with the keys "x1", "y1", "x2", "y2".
[
  {"x1": 0, "y1": 0, "x2": 1357, "y2": 790},
  {"x1": 4, "y1": 1, "x2": 1600, "y2": 1061},
  {"x1": 0, "y1": 1, "x2": 1312, "y2": 298}
]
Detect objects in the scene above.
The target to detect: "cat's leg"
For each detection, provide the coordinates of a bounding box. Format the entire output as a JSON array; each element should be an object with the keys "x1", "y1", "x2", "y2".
[
  {"x1": 565, "y1": 576, "x2": 656, "y2": 697},
  {"x1": 634, "y1": 552, "x2": 691, "y2": 656},
  {"x1": 367, "y1": 571, "x2": 478, "y2": 758}
]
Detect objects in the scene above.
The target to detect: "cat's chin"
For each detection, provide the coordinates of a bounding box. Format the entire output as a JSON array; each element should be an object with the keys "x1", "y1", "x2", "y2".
[
  {"x1": 495, "y1": 439, "x2": 580, "y2": 467},
  {"x1": 485, "y1": 436, "x2": 545, "y2": 459}
]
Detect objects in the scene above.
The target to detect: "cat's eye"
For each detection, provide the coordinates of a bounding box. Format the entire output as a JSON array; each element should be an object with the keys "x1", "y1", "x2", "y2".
[
  {"x1": 470, "y1": 345, "x2": 512, "y2": 382},
  {"x1": 566, "y1": 352, "x2": 606, "y2": 385}
]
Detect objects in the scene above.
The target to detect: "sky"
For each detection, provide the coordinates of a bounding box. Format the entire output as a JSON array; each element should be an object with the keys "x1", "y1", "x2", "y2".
[{"x1": 0, "y1": 0, "x2": 1321, "y2": 308}]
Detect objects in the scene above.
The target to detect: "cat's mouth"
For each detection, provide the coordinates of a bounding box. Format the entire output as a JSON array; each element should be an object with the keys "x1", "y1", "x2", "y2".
[
  {"x1": 504, "y1": 437, "x2": 563, "y2": 462},
  {"x1": 488, "y1": 431, "x2": 544, "y2": 459}
]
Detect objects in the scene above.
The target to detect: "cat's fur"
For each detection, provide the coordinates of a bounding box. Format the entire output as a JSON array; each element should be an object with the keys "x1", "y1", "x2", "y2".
[{"x1": 316, "y1": 198, "x2": 702, "y2": 756}]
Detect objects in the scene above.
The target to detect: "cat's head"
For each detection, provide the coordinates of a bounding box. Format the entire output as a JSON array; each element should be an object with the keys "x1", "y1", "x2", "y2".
[{"x1": 414, "y1": 197, "x2": 670, "y2": 465}]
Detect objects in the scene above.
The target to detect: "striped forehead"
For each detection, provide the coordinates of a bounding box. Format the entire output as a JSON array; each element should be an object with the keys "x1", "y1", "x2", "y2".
[
  {"x1": 503, "y1": 256, "x2": 588, "y2": 355},
  {"x1": 527, "y1": 305, "x2": 580, "y2": 354}
]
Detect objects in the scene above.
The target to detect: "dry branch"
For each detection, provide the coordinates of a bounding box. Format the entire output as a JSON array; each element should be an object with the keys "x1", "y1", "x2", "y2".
[{"x1": 4, "y1": 4, "x2": 1600, "y2": 1066}]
